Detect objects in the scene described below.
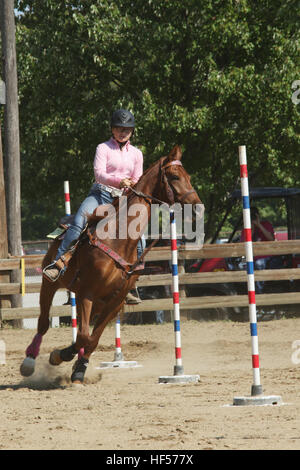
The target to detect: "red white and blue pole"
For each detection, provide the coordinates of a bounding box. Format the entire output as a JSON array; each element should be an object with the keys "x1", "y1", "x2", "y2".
[
  {"x1": 159, "y1": 210, "x2": 199, "y2": 383},
  {"x1": 97, "y1": 313, "x2": 139, "y2": 368},
  {"x1": 233, "y1": 146, "x2": 282, "y2": 405},
  {"x1": 113, "y1": 314, "x2": 124, "y2": 361},
  {"x1": 170, "y1": 209, "x2": 184, "y2": 375},
  {"x1": 238, "y1": 146, "x2": 262, "y2": 396},
  {"x1": 64, "y1": 181, "x2": 77, "y2": 344}
]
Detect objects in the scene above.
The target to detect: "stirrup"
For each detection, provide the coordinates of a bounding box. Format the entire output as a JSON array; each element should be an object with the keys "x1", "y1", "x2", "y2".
[{"x1": 43, "y1": 261, "x2": 64, "y2": 282}]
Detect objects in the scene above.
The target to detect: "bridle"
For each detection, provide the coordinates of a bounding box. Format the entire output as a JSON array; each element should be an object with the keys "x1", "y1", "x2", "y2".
[{"x1": 128, "y1": 160, "x2": 197, "y2": 206}]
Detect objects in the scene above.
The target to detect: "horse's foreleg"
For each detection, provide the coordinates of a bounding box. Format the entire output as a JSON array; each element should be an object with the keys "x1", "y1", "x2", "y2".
[
  {"x1": 20, "y1": 280, "x2": 58, "y2": 377},
  {"x1": 68, "y1": 295, "x2": 94, "y2": 383},
  {"x1": 71, "y1": 302, "x2": 124, "y2": 383},
  {"x1": 49, "y1": 295, "x2": 93, "y2": 383}
]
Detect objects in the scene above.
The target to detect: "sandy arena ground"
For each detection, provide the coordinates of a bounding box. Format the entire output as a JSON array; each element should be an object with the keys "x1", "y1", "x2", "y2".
[{"x1": 1, "y1": 316, "x2": 300, "y2": 450}]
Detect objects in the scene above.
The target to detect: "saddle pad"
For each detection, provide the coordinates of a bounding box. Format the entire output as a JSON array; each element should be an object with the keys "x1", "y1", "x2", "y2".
[{"x1": 46, "y1": 226, "x2": 65, "y2": 239}]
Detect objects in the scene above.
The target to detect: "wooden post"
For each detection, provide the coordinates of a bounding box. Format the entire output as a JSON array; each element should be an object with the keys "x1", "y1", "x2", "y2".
[
  {"x1": 0, "y1": 1, "x2": 22, "y2": 309},
  {"x1": 0, "y1": 123, "x2": 11, "y2": 317},
  {"x1": 0, "y1": 82, "x2": 11, "y2": 318},
  {"x1": 0, "y1": 96, "x2": 8, "y2": 260}
]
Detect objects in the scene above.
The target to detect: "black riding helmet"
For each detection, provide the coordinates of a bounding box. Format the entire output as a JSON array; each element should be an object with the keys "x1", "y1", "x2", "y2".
[{"x1": 111, "y1": 109, "x2": 135, "y2": 128}]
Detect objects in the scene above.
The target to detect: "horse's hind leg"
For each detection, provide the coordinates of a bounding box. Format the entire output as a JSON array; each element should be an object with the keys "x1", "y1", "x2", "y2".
[{"x1": 20, "y1": 279, "x2": 58, "y2": 377}]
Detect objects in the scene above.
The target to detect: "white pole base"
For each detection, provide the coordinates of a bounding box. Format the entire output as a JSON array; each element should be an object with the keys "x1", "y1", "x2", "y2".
[
  {"x1": 159, "y1": 374, "x2": 200, "y2": 384},
  {"x1": 96, "y1": 360, "x2": 141, "y2": 369},
  {"x1": 233, "y1": 395, "x2": 282, "y2": 406}
]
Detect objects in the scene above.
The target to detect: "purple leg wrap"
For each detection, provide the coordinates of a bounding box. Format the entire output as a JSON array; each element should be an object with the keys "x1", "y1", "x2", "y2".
[{"x1": 26, "y1": 333, "x2": 42, "y2": 358}]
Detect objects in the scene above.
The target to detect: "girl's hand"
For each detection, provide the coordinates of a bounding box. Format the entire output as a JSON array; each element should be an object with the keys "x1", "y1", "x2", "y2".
[{"x1": 120, "y1": 178, "x2": 133, "y2": 188}]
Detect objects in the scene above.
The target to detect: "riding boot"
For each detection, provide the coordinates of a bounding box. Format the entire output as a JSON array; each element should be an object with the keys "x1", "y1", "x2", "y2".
[
  {"x1": 126, "y1": 288, "x2": 142, "y2": 304},
  {"x1": 43, "y1": 258, "x2": 66, "y2": 282},
  {"x1": 43, "y1": 250, "x2": 73, "y2": 282}
]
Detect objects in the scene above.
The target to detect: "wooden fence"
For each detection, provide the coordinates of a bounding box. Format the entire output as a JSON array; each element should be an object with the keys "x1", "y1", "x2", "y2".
[{"x1": 1, "y1": 240, "x2": 300, "y2": 323}]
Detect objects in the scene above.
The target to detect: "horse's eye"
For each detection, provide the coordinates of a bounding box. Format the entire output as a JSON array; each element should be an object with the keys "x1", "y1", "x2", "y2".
[{"x1": 170, "y1": 175, "x2": 180, "y2": 181}]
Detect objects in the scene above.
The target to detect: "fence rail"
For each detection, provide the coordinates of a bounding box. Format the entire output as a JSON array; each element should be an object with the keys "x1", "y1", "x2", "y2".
[{"x1": 1, "y1": 240, "x2": 300, "y2": 322}]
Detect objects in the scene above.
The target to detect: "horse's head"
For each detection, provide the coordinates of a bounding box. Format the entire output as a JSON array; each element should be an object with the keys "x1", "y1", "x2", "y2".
[
  {"x1": 159, "y1": 145, "x2": 202, "y2": 210},
  {"x1": 131, "y1": 146, "x2": 204, "y2": 243}
]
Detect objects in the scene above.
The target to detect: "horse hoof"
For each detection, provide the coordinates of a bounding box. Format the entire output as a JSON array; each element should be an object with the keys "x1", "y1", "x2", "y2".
[
  {"x1": 71, "y1": 381, "x2": 84, "y2": 387},
  {"x1": 49, "y1": 349, "x2": 63, "y2": 366},
  {"x1": 20, "y1": 357, "x2": 35, "y2": 377}
]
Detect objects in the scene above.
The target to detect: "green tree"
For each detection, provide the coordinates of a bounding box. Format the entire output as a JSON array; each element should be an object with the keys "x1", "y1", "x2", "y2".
[{"x1": 10, "y1": 0, "x2": 300, "y2": 239}]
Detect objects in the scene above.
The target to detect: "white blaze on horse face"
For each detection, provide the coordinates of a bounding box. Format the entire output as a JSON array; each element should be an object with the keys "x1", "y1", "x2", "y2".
[
  {"x1": 96, "y1": 204, "x2": 117, "y2": 239},
  {"x1": 128, "y1": 203, "x2": 149, "y2": 240}
]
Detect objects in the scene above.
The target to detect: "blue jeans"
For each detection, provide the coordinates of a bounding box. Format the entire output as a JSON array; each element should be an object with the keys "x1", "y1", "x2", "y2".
[
  {"x1": 55, "y1": 185, "x2": 145, "y2": 261},
  {"x1": 155, "y1": 310, "x2": 164, "y2": 324}
]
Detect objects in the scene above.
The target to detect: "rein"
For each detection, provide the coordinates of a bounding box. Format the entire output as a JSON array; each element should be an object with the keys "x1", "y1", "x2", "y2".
[{"x1": 128, "y1": 187, "x2": 166, "y2": 205}]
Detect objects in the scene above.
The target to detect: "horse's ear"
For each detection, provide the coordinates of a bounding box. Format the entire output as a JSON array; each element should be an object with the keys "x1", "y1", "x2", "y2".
[{"x1": 168, "y1": 145, "x2": 182, "y2": 162}]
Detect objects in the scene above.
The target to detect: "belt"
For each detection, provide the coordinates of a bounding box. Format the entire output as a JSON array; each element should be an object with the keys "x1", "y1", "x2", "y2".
[{"x1": 92, "y1": 183, "x2": 124, "y2": 198}]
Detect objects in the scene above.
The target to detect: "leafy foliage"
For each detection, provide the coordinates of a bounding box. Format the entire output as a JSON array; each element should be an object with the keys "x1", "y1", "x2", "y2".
[{"x1": 3, "y1": 0, "x2": 300, "y2": 239}]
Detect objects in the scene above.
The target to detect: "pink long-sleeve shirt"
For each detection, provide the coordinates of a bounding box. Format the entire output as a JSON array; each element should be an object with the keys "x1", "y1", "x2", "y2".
[{"x1": 93, "y1": 138, "x2": 143, "y2": 189}]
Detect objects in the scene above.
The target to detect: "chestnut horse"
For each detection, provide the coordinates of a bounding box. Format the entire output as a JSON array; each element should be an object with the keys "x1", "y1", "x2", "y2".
[{"x1": 20, "y1": 145, "x2": 202, "y2": 383}]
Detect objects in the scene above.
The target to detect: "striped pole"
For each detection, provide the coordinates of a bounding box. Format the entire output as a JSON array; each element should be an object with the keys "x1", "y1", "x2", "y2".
[
  {"x1": 64, "y1": 181, "x2": 77, "y2": 344},
  {"x1": 113, "y1": 315, "x2": 124, "y2": 361},
  {"x1": 97, "y1": 313, "x2": 139, "y2": 368},
  {"x1": 64, "y1": 181, "x2": 71, "y2": 216},
  {"x1": 233, "y1": 146, "x2": 282, "y2": 405},
  {"x1": 170, "y1": 210, "x2": 184, "y2": 375},
  {"x1": 238, "y1": 146, "x2": 262, "y2": 396},
  {"x1": 158, "y1": 210, "x2": 199, "y2": 383}
]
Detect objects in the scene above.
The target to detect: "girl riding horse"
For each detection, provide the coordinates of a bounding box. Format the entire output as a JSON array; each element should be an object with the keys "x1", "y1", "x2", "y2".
[{"x1": 20, "y1": 144, "x2": 202, "y2": 384}]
